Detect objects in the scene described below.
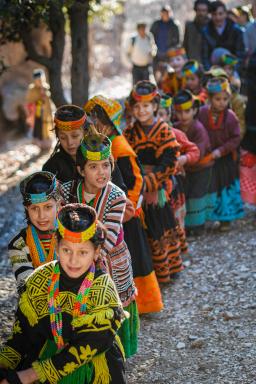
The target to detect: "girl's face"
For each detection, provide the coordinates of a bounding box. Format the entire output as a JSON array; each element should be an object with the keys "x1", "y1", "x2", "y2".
[
  {"x1": 132, "y1": 101, "x2": 157, "y2": 125},
  {"x1": 175, "y1": 108, "x2": 195, "y2": 128},
  {"x1": 78, "y1": 159, "x2": 112, "y2": 194},
  {"x1": 58, "y1": 238, "x2": 99, "y2": 278},
  {"x1": 26, "y1": 198, "x2": 57, "y2": 232},
  {"x1": 58, "y1": 129, "x2": 84, "y2": 158},
  {"x1": 170, "y1": 56, "x2": 186, "y2": 73},
  {"x1": 158, "y1": 108, "x2": 170, "y2": 123},
  {"x1": 185, "y1": 74, "x2": 200, "y2": 92},
  {"x1": 210, "y1": 91, "x2": 230, "y2": 112}
]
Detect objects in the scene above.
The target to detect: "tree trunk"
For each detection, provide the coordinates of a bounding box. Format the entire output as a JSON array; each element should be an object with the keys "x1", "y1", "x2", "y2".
[
  {"x1": 48, "y1": 2, "x2": 67, "y2": 106},
  {"x1": 69, "y1": 1, "x2": 90, "y2": 106}
]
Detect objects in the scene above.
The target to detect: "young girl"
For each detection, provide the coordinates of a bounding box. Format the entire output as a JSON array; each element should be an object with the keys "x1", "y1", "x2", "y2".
[
  {"x1": 25, "y1": 68, "x2": 53, "y2": 149},
  {"x1": 125, "y1": 81, "x2": 183, "y2": 283},
  {"x1": 43, "y1": 105, "x2": 125, "y2": 201},
  {"x1": 8, "y1": 171, "x2": 61, "y2": 290},
  {"x1": 75, "y1": 134, "x2": 139, "y2": 358},
  {"x1": 84, "y1": 95, "x2": 163, "y2": 314},
  {"x1": 43, "y1": 105, "x2": 87, "y2": 200},
  {"x1": 163, "y1": 47, "x2": 187, "y2": 95},
  {"x1": 182, "y1": 60, "x2": 208, "y2": 105},
  {"x1": 158, "y1": 94, "x2": 200, "y2": 229},
  {"x1": 198, "y1": 77, "x2": 244, "y2": 230},
  {"x1": 0, "y1": 204, "x2": 126, "y2": 384},
  {"x1": 173, "y1": 90, "x2": 213, "y2": 235}
]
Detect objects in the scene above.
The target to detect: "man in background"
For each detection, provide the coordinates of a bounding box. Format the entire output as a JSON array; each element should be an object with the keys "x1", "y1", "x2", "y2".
[
  {"x1": 183, "y1": 0, "x2": 210, "y2": 62},
  {"x1": 127, "y1": 22, "x2": 156, "y2": 85}
]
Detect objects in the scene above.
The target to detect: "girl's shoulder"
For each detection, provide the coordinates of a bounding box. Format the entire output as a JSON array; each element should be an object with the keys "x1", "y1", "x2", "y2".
[
  {"x1": 107, "y1": 181, "x2": 126, "y2": 199},
  {"x1": 8, "y1": 228, "x2": 27, "y2": 250},
  {"x1": 23, "y1": 261, "x2": 56, "y2": 297}
]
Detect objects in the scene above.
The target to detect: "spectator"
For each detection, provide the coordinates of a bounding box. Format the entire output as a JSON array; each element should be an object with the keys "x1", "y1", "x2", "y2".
[
  {"x1": 150, "y1": 5, "x2": 180, "y2": 70},
  {"x1": 202, "y1": 1, "x2": 245, "y2": 70},
  {"x1": 183, "y1": 0, "x2": 210, "y2": 62},
  {"x1": 126, "y1": 22, "x2": 156, "y2": 85},
  {"x1": 244, "y1": 18, "x2": 256, "y2": 56}
]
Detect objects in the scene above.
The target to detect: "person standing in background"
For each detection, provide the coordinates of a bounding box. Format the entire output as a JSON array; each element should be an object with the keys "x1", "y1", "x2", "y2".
[
  {"x1": 150, "y1": 5, "x2": 180, "y2": 73},
  {"x1": 127, "y1": 22, "x2": 156, "y2": 85},
  {"x1": 183, "y1": 0, "x2": 210, "y2": 63},
  {"x1": 26, "y1": 69, "x2": 53, "y2": 150},
  {"x1": 202, "y1": 1, "x2": 245, "y2": 71}
]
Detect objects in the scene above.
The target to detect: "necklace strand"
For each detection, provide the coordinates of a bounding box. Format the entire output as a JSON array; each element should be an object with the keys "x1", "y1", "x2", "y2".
[{"x1": 48, "y1": 262, "x2": 95, "y2": 349}]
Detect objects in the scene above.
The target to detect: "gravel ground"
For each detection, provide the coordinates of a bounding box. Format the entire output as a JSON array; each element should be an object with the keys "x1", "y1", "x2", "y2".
[{"x1": 0, "y1": 146, "x2": 255, "y2": 384}]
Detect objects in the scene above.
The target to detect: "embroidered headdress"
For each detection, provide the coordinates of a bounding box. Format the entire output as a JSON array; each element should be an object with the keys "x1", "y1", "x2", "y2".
[
  {"x1": 84, "y1": 95, "x2": 123, "y2": 134},
  {"x1": 129, "y1": 80, "x2": 160, "y2": 104},
  {"x1": 206, "y1": 77, "x2": 231, "y2": 95},
  {"x1": 20, "y1": 171, "x2": 59, "y2": 205},
  {"x1": 80, "y1": 133, "x2": 112, "y2": 161},
  {"x1": 57, "y1": 203, "x2": 100, "y2": 243},
  {"x1": 173, "y1": 89, "x2": 195, "y2": 111},
  {"x1": 54, "y1": 104, "x2": 87, "y2": 131},
  {"x1": 220, "y1": 53, "x2": 238, "y2": 67},
  {"x1": 160, "y1": 93, "x2": 173, "y2": 109}
]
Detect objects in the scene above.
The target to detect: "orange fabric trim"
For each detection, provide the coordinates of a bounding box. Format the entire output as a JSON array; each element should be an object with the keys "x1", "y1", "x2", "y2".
[
  {"x1": 111, "y1": 136, "x2": 143, "y2": 208},
  {"x1": 111, "y1": 135, "x2": 136, "y2": 159},
  {"x1": 131, "y1": 89, "x2": 158, "y2": 102},
  {"x1": 54, "y1": 114, "x2": 86, "y2": 131},
  {"x1": 134, "y1": 271, "x2": 163, "y2": 314}
]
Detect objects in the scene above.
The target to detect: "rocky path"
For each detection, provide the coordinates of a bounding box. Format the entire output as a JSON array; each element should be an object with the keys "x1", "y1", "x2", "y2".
[{"x1": 0, "y1": 147, "x2": 255, "y2": 383}]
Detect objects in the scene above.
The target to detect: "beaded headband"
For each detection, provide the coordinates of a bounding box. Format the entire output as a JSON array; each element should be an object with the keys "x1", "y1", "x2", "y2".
[
  {"x1": 84, "y1": 95, "x2": 122, "y2": 133},
  {"x1": 182, "y1": 60, "x2": 199, "y2": 77},
  {"x1": 167, "y1": 47, "x2": 186, "y2": 58},
  {"x1": 174, "y1": 99, "x2": 194, "y2": 111},
  {"x1": 160, "y1": 96, "x2": 173, "y2": 109},
  {"x1": 54, "y1": 105, "x2": 87, "y2": 131},
  {"x1": 221, "y1": 54, "x2": 238, "y2": 66},
  {"x1": 206, "y1": 77, "x2": 231, "y2": 95},
  {"x1": 20, "y1": 171, "x2": 58, "y2": 205},
  {"x1": 57, "y1": 204, "x2": 97, "y2": 243},
  {"x1": 80, "y1": 134, "x2": 112, "y2": 161}
]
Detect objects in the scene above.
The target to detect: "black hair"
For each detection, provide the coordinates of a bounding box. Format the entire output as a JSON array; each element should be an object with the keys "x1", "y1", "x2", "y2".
[
  {"x1": 194, "y1": 0, "x2": 210, "y2": 11},
  {"x1": 210, "y1": 1, "x2": 226, "y2": 13},
  {"x1": 91, "y1": 104, "x2": 116, "y2": 132},
  {"x1": 56, "y1": 204, "x2": 106, "y2": 247}
]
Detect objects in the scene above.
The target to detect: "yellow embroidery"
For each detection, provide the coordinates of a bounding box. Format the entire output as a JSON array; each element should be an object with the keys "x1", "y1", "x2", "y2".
[
  {"x1": 13, "y1": 237, "x2": 26, "y2": 250},
  {"x1": 36, "y1": 358, "x2": 61, "y2": 384},
  {"x1": 92, "y1": 353, "x2": 111, "y2": 384},
  {"x1": 0, "y1": 346, "x2": 21, "y2": 369},
  {"x1": 13, "y1": 320, "x2": 22, "y2": 334},
  {"x1": 60, "y1": 361, "x2": 78, "y2": 375},
  {"x1": 72, "y1": 307, "x2": 114, "y2": 330},
  {"x1": 68, "y1": 345, "x2": 97, "y2": 365}
]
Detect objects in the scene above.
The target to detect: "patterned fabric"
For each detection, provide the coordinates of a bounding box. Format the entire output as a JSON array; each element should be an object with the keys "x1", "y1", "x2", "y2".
[
  {"x1": 240, "y1": 150, "x2": 256, "y2": 205},
  {"x1": 124, "y1": 119, "x2": 183, "y2": 282},
  {"x1": 76, "y1": 181, "x2": 135, "y2": 306},
  {"x1": 8, "y1": 229, "x2": 37, "y2": 289},
  {"x1": 0, "y1": 262, "x2": 126, "y2": 384}
]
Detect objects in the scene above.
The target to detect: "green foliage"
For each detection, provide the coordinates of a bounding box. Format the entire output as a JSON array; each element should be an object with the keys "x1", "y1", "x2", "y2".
[{"x1": 0, "y1": 0, "x2": 124, "y2": 43}]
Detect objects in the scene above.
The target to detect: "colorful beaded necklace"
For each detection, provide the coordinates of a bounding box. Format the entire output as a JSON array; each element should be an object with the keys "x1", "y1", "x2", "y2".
[
  {"x1": 48, "y1": 262, "x2": 95, "y2": 350},
  {"x1": 77, "y1": 182, "x2": 101, "y2": 208},
  {"x1": 208, "y1": 109, "x2": 224, "y2": 130},
  {"x1": 26, "y1": 225, "x2": 57, "y2": 268}
]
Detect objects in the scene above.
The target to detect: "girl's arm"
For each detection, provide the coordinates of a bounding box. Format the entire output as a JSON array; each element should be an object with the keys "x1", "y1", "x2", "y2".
[
  {"x1": 144, "y1": 124, "x2": 180, "y2": 192},
  {"x1": 8, "y1": 231, "x2": 34, "y2": 291},
  {"x1": 101, "y1": 191, "x2": 126, "y2": 256},
  {"x1": 217, "y1": 112, "x2": 241, "y2": 156}
]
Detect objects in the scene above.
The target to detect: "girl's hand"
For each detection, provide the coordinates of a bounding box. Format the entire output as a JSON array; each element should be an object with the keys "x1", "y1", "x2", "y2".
[
  {"x1": 17, "y1": 368, "x2": 38, "y2": 384},
  {"x1": 211, "y1": 149, "x2": 221, "y2": 159},
  {"x1": 177, "y1": 155, "x2": 187, "y2": 167}
]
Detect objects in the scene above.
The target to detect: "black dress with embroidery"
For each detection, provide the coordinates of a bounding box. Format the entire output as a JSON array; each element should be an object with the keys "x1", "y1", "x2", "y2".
[{"x1": 0, "y1": 262, "x2": 126, "y2": 384}]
